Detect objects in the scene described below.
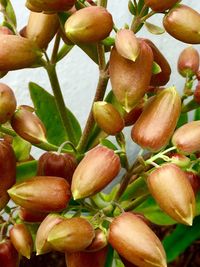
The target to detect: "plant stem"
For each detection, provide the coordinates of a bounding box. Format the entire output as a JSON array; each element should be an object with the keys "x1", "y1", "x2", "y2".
[
  {"x1": 45, "y1": 63, "x2": 77, "y2": 145},
  {"x1": 97, "y1": 0, "x2": 107, "y2": 7},
  {"x1": 51, "y1": 33, "x2": 61, "y2": 64},
  {"x1": 124, "y1": 194, "x2": 150, "y2": 211}
]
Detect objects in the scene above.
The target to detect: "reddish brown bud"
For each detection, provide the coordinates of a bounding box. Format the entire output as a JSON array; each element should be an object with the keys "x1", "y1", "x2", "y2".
[
  {"x1": 108, "y1": 212, "x2": 167, "y2": 267},
  {"x1": 37, "y1": 151, "x2": 77, "y2": 184},
  {"x1": 0, "y1": 26, "x2": 13, "y2": 35},
  {"x1": 121, "y1": 257, "x2": 137, "y2": 267},
  {"x1": 8, "y1": 176, "x2": 71, "y2": 213},
  {"x1": 185, "y1": 171, "x2": 200, "y2": 195},
  {"x1": 35, "y1": 213, "x2": 64, "y2": 255},
  {"x1": 18, "y1": 207, "x2": 47, "y2": 222},
  {"x1": 85, "y1": 229, "x2": 107, "y2": 252},
  {"x1": 124, "y1": 100, "x2": 144, "y2": 126},
  {"x1": 131, "y1": 87, "x2": 181, "y2": 151},
  {"x1": 65, "y1": 247, "x2": 108, "y2": 267},
  {"x1": 115, "y1": 29, "x2": 140, "y2": 62},
  {"x1": 194, "y1": 81, "x2": 200, "y2": 104},
  {"x1": 178, "y1": 46, "x2": 200, "y2": 77},
  {"x1": 172, "y1": 121, "x2": 200, "y2": 154},
  {"x1": 47, "y1": 217, "x2": 95, "y2": 252},
  {"x1": 11, "y1": 108, "x2": 47, "y2": 144},
  {"x1": 65, "y1": 6, "x2": 113, "y2": 44},
  {"x1": 93, "y1": 101, "x2": 124, "y2": 135},
  {"x1": 143, "y1": 39, "x2": 171, "y2": 86},
  {"x1": 168, "y1": 153, "x2": 190, "y2": 168},
  {"x1": 0, "y1": 239, "x2": 19, "y2": 267},
  {"x1": 163, "y1": 5, "x2": 200, "y2": 44},
  {"x1": 26, "y1": 0, "x2": 75, "y2": 12},
  {"x1": 0, "y1": 83, "x2": 16, "y2": 124},
  {"x1": 0, "y1": 35, "x2": 42, "y2": 71},
  {"x1": 0, "y1": 192, "x2": 10, "y2": 211},
  {"x1": 109, "y1": 39, "x2": 153, "y2": 110},
  {"x1": 144, "y1": 0, "x2": 179, "y2": 12},
  {"x1": 196, "y1": 70, "x2": 200, "y2": 81},
  {"x1": 71, "y1": 146, "x2": 121, "y2": 200},
  {"x1": 147, "y1": 164, "x2": 196, "y2": 225},
  {"x1": 25, "y1": 12, "x2": 59, "y2": 49},
  {"x1": 9, "y1": 224, "x2": 33, "y2": 259}
]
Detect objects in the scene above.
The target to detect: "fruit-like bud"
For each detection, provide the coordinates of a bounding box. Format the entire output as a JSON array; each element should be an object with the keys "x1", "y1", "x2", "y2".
[
  {"x1": 9, "y1": 223, "x2": 33, "y2": 259},
  {"x1": 19, "y1": 207, "x2": 47, "y2": 222},
  {"x1": 25, "y1": 12, "x2": 59, "y2": 49},
  {"x1": 47, "y1": 217, "x2": 95, "y2": 252},
  {"x1": 65, "y1": 6, "x2": 113, "y2": 44},
  {"x1": 108, "y1": 212, "x2": 167, "y2": 267},
  {"x1": 0, "y1": 35, "x2": 42, "y2": 71},
  {"x1": 0, "y1": 83, "x2": 16, "y2": 124},
  {"x1": 35, "y1": 213, "x2": 64, "y2": 255},
  {"x1": 109, "y1": 39, "x2": 153, "y2": 110},
  {"x1": 93, "y1": 102, "x2": 124, "y2": 135},
  {"x1": 194, "y1": 81, "x2": 200, "y2": 104},
  {"x1": 0, "y1": 192, "x2": 10, "y2": 211},
  {"x1": 172, "y1": 121, "x2": 200, "y2": 154},
  {"x1": 124, "y1": 101, "x2": 144, "y2": 127},
  {"x1": 85, "y1": 229, "x2": 107, "y2": 252},
  {"x1": 185, "y1": 171, "x2": 200, "y2": 195},
  {"x1": 71, "y1": 146, "x2": 121, "y2": 200},
  {"x1": 121, "y1": 257, "x2": 137, "y2": 267},
  {"x1": 115, "y1": 29, "x2": 140, "y2": 62},
  {"x1": 37, "y1": 151, "x2": 77, "y2": 184},
  {"x1": 26, "y1": 0, "x2": 75, "y2": 12},
  {"x1": 143, "y1": 39, "x2": 171, "y2": 86},
  {"x1": 177, "y1": 46, "x2": 200, "y2": 77},
  {"x1": 0, "y1": 239, "x2": 19, "y2": 267},
  {"x1": 8, "y1": 176, "x2": 71, "y2": 212},
  {"x1": 168, "y1": 153, "x2": 190, "y2": 168},
  {"x1": 163, "y1": 5, "x2": 200, "y2": 44},
  {"x1": 147, "y1": 163, "x2": 196, "y2": 225},
  {"x1": 0, "y1": 26, "x2": 13, "y2": 35},
  {"x1": 11, "y1": 108, "x2": 47, "y2": 144},
  {"x1": 131, "y1": 87, "x2": 181, "y2": 151},
  {"x1": 144, "y1": 0, "x2": 179, "y2": 12},
  {"x1": 65, "y1": 246, "x2": 108, "y2": 267}
]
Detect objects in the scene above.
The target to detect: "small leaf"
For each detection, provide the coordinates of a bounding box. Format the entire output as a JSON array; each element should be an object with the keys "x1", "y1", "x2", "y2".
[
  {"x1": 145, "y1": 21, "x2": 165, "y2": 35},
  {"x1": 194, "y1": 107, "x2": 200, "y2": 121},
  {"x1": 176, "y1": 112, "x2": 188, "y2": 128},
  {"x1": 128, "y1": 0, "x2": 136, "y2": 15},
  {"x1": 16, "y1": 160, "x2": 38, "y2": 183},
  {"x1": 182, "y1": 99, "x2": 200, "y2": 113},
  {"x1": 78, "y1": 43, "x2": 99, "y2": 64},
  {"x1": 56, "y1": 44, "x2": 74, "y2": 62},
  {"x1": 4, "y1": 0, "x2": 17, "y2": 27},
  {"x1": 101, "y1": 36, "x2": 115, "y2": 47},
  {"x1": 152, "y1": 61, "x2": 161, "y2": 75},
  {"x1": 29, "y1": 82, "x2": 82, "y2": 146},
  {"x1": 12, "y1": 136, "x2": 31, "y2": 162},
  {"x1": 100, "y1": 139, "x2": 118, "y2": 151}
]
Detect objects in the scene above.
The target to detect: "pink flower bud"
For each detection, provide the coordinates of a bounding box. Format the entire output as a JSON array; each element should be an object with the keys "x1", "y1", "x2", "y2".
[
  {"x1": 178, "y1": 46, "x2": 199, "y2": 77},
  {"x1": 26, "y1": 0, "x2": 75, "y2": 12},
  {"x1": 144, "y1": 0, "x2": 179, "y2": 12},
  {"x1": 0, "y1": 83, "x2": 16, "y2": 124}
]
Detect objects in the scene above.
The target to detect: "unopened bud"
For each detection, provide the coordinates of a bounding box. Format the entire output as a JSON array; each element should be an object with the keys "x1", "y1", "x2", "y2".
[
  {"x1": 144, "y1": 0, "x2": 179, "y2": 12},
  {"x1": 85, "y1": 229, "x2": 107, "y2": 252},
  {"x1": 0, "y1": 239, "x2": 19, "y2": 267},
  {"x1": 194, "y1": 81, "x2": 200, "y2": 104},
  {"x1": 168, "y1": 153, "x2": 190, "y2": 168},
  {"x1": 26, "y1": 0, "x2": 75, "y2": 12},
  {"x1": 124, "y1": 100, "x2": 144, "y2": 126},
  {"x1": 185, "y1": 171, "x2": 200, "y2": 195},
  {"x1": 0, "y1": 83, "x2": 16, "y2": 124},
  {"x1": 0, "y1": 26, "x2": 13, "y2": 35},
  {"x1": 19, "y1": 207, "x2": 47, "y2": 223}
]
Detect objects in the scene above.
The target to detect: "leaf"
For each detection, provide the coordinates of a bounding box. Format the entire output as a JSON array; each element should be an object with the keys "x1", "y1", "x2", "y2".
[
  {"x1": 78, "y1": 43, "x2": 99, "y2": 64},
  {"x1": 135, "y1": 196, "x2": 176, "y2": 225},
  {"x1": 176, "y1": 112, "x2": 188, "y2": 128},
  {"x1": 100, "y1": 139, "x2": 118, "y2": 151},
  {"x1": 182, "y1": 99, "x2": 199, "y2": 113},
  {"x1": 12, "y1": 136, "x2": 31, "y2": 162},
  {"x1": 145, "y1": 21, "x2": 165, "y2": 35},
  {"x1": 163, "y1": 216, "x2": 200, "y2": 263},
  {"x1": 29, "y1": 82, "x2": 82, "y2": 146},
  {"x1": 56, "y1": 44, "x2": 73, "y2": 62},
  {"x1": 16, "y1": 160, "x2": 38, "y2": 183},
  {"x1": 152, "y1": 61, "x2": 161, "y2": 75},
  {"x1": 5, "y1": 0, "x2": 16, "y2": 26},
  {"x1": 194, "y1": 107, "x2": 200, "y2": 121},
  {"x1": 128, "y1": 0, "x2": 136, "y2": 15},
  {"x1": 104, "y1": 245, "x2": 114, "y2": 267}
]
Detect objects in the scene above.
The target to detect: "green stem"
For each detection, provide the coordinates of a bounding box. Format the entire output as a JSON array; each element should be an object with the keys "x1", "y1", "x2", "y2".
[
  {"x1": 124, "y1": 194, "x2": 150, "y2": 211},
  {"x1": 51, "y1": 33, "x2": 61, "y2": 64},
  {"x1": 45, "y1": 63, "x2": 77, "y2": 144},
  {"x1": 97, "y1": 0, "x2": 107, "y2": 7}
]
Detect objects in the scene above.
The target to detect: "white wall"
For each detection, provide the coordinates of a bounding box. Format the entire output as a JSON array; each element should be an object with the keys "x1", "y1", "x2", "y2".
[{"x1": 1, "y1": 0, "x2": 200, "y2": 157}]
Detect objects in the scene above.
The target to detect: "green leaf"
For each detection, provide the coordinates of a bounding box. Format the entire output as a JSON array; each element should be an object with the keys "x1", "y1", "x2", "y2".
[
  {"x1": 4, "y1": 0, "x2": 17, "y2": 27},
  {"x1": 78, "y1": 43, "x2": 99, "y2": 64},
  {"x1": 100, "y1": 139, "x2": 118, "y2": 151},
  {"x1": 12, "y1": 136, "x2": 31, "y2": 162},
  {"x1": 29, "y1": 82, "x2": 82, "y2": 146},
  {"x1": 135, "y1": 195, "x2": 176, "y2": 225},
  {"x1": 145, "y1": 21, "x2": 165, "y2": 35},
  {"x1": 105, "y1": 91, "x2": 125, "y2": 116},
  {"x1": 182, "y1": 99, "x2": 199, "y2": 113},
  {"x1": 194, "y1": 107, "x2": 200, "y2": 121},
  {"x1": 16, "y1": 160, "x2": 38, "y2": 183},
  {"x1": 176, "y1": 112, "x2": 188, "y2": 128},
  {"x1": 152, "y1": 61, "x2": 161, "y2": 75},
  {"x1": 163, "y1": 216, "x2": 200, "y2": 263},
  {"x1": 128, "y1": 0, "x2": 136, "y2": 15},
  {"x1": 56, "y1": 44, "x2": 73, "y2": 62}
]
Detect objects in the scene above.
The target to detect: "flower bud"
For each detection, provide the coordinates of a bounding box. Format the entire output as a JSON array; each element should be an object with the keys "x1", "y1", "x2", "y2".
[
  {"x1": 0, "y1": 35, "x2": 42, "y2": 71},
  {"x1": 65, "y1": 246, "x2": 108, "y2": 267},
  {"x1": 85, "y1": 229, "x2": 107, "y2": 252},
  {"x1": 115, "y1": 29, "x2": 140, "y2": 62},
  {"x1": 144, "y1": 0, "x2": 179, "y2": 12},
  {"x1": 93, "y1": 101, "x2": 124, "y2": 135},
  {"x1": 123, "y1": 101, "x2": 144, "y2": 126},
  {"x1": 0, "y1": 83, "x2": 16, "y2": 124},
  {"x1": 185, "y1": 171, "x2": 200, "y2": 195},
  {"x1": 0, "y1": 193, "x2": 10, "y2": 211},
  {"x1": 0, "y1": 239, "x2": 19, "y2": 267},
  {"x1": 109, "y1": 39, "x2": 153, "y2": 110},
  {"x1": 47, "y1": 217, "x2": 95, "y2": 252},
  {"x1": 25, "y1": 12, "x2": 59, "y2": 49},
  {"x1": 35, "y1": 213, "x2": 64, "y2": 255},
  {"x1": 194, "y1": 81, "x2": 200, "y2": 104},
  {"x1": 65, "y1": 6, "x2": 113, "y2": 44},
  {"x1": 37, "y1": 151, "x2": 77, "y2": 184},
  {"x1": 0, "y1": 26, "x2": 13, "y2": 35},
  {"x1": 143, "y1": 39, "x2": 171, "y2": 86},
  {"x1": 9, "y1": 223, "x2": 33, "y2": 259},
  {"x1": 163, "y1": 5, "x2": 200, "y2": 44},
  {"x1": 147, "y1": 163, "x2": 196, "y2": 225},
  {"x1": 172, "y1": 121, "x2": 200, "y2": 154},
  {"x1": 131, "y1": 87, "x2": 181, "y2": 151},
  {"x1": 18, "y1": 207, "x2": 47, "y2": 223},
  {"x1": 8, "y1": 176, "x2": 71, "y2": 213},
  {"x1": 108, "y1": 212, "x2": 167, "y2": 267},
  {"x1": 11, "y1": 108, "x2": 47, "y2": 144},
  {"x1": 177, "y1": 46, "x2": 200, "y2": 77},
  {"x1": 26, "y1": 0, "x2": 75, "y2": 12},
  {"x1": 71, "y1": 146, "x2": 121, "y2": 200},
  {"x1": 121, "y1": 257, "x2": 137, "y2": 267}
]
